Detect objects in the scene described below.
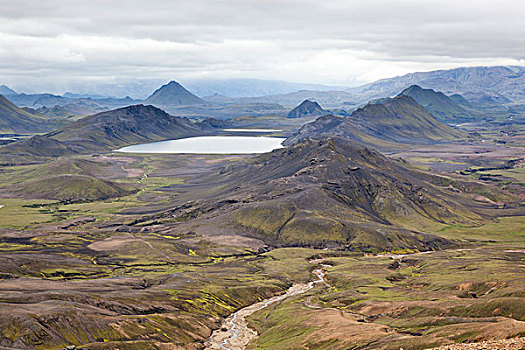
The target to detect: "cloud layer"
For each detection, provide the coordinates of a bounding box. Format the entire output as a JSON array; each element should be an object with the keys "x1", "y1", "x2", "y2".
[{"x1": 1, "y1": 0, "x2": 524, "y2": 92}]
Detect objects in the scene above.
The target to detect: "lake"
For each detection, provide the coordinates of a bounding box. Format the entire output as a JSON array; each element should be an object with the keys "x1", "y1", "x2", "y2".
[{"x1": 116, "y1": 136, "x2": 286, "y2": 154}]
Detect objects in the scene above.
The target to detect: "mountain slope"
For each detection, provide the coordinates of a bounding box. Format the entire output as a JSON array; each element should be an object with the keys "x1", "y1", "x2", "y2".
[
  {"x1": 287, "y1": 99, "x2": 327, "y2": 118},
  {"x1": 47, "y1": 104, "x2": 204, "y2": 152},
  {"x1": 0, "y1": 95, "x2": 55, "y2": 133},
  {"x1": 285, "y1": 95, "x2": 467, "y2": 149},
  {"x1": 399, "y1": 85, "x2": 473, "y2": 123},
  {"x1": 153, "y1": 137, "x2": 488, "y2": 251},
  {"x1": 145, "y1": 81, "x2": 205, "y2": 105}
]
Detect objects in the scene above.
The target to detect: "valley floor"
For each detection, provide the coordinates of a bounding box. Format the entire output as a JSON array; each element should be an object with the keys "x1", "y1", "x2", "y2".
[{"x1": 0, "y1": 139, "x2": 523, "y2": 350}]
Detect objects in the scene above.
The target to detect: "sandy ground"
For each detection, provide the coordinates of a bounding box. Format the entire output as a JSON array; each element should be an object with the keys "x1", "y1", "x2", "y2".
[
  {"x1": 87, "y1": 235, "x2": 138, "y2": 251},
  {"x1": 184, "y1": 234, "x2": 266, "y2": 250}
]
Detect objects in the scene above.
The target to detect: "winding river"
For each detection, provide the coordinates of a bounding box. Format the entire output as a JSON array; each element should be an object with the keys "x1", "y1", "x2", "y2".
[{"x1": 205, "y1": 261, "x2": 331, "y2": 350}]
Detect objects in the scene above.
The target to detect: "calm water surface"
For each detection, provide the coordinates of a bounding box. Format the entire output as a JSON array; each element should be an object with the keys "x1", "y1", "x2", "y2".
[{"x1": 116, "y1": 136, "x2": 286, "y2": 154}]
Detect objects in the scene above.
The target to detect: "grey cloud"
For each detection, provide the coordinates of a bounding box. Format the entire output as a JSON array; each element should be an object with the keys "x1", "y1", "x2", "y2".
[{"x1": 0, "y1": 0, "x2": 523, "y2": 91}]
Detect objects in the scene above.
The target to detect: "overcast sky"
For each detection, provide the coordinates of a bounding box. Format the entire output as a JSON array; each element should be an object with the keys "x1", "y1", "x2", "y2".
[{"x1": 1, "y1": 0, "x2": 524, "y2": 92}]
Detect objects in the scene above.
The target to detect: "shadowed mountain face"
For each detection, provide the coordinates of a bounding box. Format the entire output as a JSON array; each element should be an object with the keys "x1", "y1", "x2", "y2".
[
  {"x1": 399, "y1": 85, "x2": 473, "y2": 123},
  {"x1": 285, "y1": 95, "x2": 467, "y2": 149},
  {"x1": 156, "y1": 137, "x2": 486, "y2": 251},
  {"x1": 145, "y1": 81, "x2": 205, "y2": 105},
  {"x1": 287, "y1": 99, "x2": 327, "y2": 118}
]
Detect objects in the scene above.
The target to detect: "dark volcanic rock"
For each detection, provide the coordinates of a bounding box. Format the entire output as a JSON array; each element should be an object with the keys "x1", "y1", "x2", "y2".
[{"x1": 156, "y1": 137, "x2": 487, "y2": 252}]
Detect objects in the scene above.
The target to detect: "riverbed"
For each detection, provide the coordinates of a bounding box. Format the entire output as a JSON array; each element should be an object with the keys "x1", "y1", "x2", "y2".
[{"x1": 205, "y1": 262, "x2": 331, "y2": 350}]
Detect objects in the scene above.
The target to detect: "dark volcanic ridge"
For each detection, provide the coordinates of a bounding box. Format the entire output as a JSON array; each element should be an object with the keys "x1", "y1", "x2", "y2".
[{"x1": 138, "y1": 137, "x2": 503, "y2": 252}]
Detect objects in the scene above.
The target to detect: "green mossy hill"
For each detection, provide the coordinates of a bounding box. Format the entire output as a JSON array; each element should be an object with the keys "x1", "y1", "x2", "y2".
[
  {"x1": 11, "y1": 174, "x2": 136, "y2": 202},
  {"x1": 47, "y1": 104, "x2": 204, "y2": 153},
  {"x1": 6, "y1": 157, "x2": 124, "y2": 181},
  {"x1": 285, "y1": 95, "x2": 467, "y2": 149},
  {"x1": 399, "y1": 85, "x2": 474, "y2": 123},
  {"x1": 0, "y1": 157, "x2": 138, "y2": 201}
]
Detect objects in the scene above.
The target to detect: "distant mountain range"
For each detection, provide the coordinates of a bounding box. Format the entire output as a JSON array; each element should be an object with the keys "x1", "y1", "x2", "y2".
[
  {"x1": 0, "y1": 81, "x2": 288, "y2": 120},
  {"x1": 182, "y1": 78, "x2": 346, "y2": 97},
  {"x1": 200, "y1": 66, "x2": 525, "y2": 109},
  {"x1": 142, "y1": 81, "x2": 287, "y2": 118},
  {"x1": 6, "y1": 78, "x2": 346, "y2": 100},
  {"x1": 1, "y1": 65, "x2": 524, "y2": 124},
  {"x1": 348, "y1": 66, "x2": 525, "y2": 105},
  {"x1": 5, "y1": 93, "x2": 138, "y2": 110}
]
